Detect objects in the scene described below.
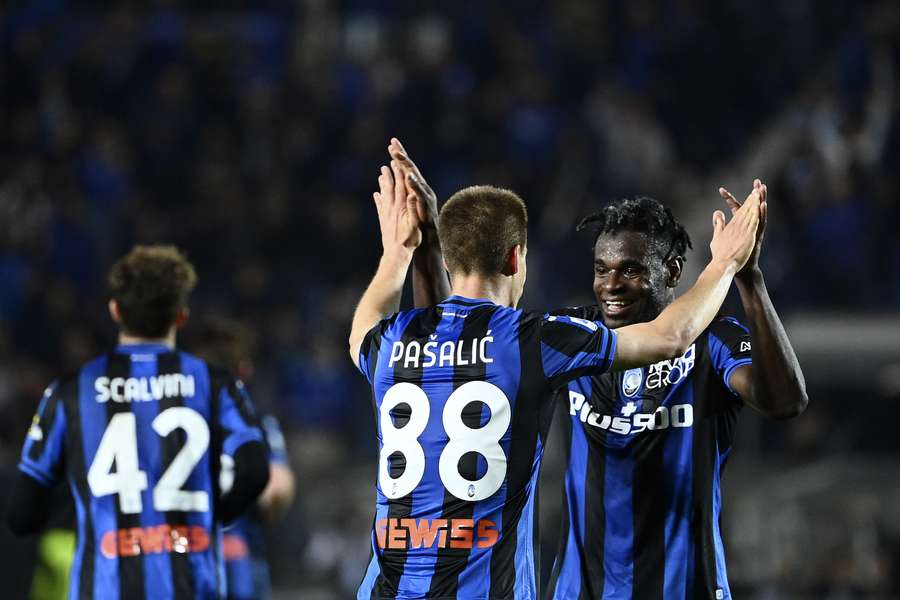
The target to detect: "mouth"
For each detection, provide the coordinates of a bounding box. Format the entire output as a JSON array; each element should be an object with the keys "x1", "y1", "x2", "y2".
[{"x1": 601, "y1": 299, "x2": 638, "y2": 318}]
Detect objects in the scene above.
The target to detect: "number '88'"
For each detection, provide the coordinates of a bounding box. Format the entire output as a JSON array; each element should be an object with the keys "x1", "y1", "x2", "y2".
[{"x1": 378, "y1": 381, "x2": 511, "y2": 502}]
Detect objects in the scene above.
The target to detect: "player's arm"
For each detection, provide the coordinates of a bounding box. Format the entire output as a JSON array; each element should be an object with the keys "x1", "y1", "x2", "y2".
[
  {"x1": 349, "y1": 154, "x2": 424, "y2": 368},
  {"x1": 7, "y1": 384, "x2": 66, "y2": 536},
  {"x1": 720, "y1": 184, "x2": 808, "y2": 418},
  {"x1": 257, "y1": 416, "x2": 295, "y2": 521},
  {"x1": 388, "y1": 138, "x2": 451, "y2": 308},
  {"x1": 216, "y1": 380, "x2": 270, "y2": 524},
  {"x1": 612, "y1": 183, "x2": 762, "y2": 370}
]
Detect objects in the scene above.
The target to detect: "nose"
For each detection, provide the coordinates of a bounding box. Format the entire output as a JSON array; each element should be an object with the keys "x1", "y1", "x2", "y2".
[{"x1": 601, "y1": 270, "x2": 626, "y2": 293}]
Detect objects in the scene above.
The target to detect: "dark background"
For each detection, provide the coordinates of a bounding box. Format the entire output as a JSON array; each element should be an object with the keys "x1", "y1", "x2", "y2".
[{"x1": 2, "y1": 1, "x2": 899, "y2": 598}]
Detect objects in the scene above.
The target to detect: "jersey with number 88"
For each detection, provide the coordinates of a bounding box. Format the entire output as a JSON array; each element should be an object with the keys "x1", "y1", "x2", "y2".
[{"x1": 378, "y1": 380, "x2": 511, "y2": 502}]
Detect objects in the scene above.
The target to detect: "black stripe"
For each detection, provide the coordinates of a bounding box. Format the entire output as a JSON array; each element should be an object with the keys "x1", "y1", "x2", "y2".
[
  {"x1": 105, "y1": 351, "x2": 146, "y2": 600},
  {"x1": 632, "y1": 402, "x2": 666, "y2": 600},
  {"x1": 156, "y1": 352, "x2": 195, "y2": 600},
  {"x1": 372, "y1": 308, "x2": 444, "y2": 598},
  {"x1": 207, "y1": 362, "x2": 226, "y2": 594},
  {"x1": 63, "y1": 373, "x2": 95, "y2": 600},
  {"x1": 425, "y1": 306, "x2": 495, "y2": 597},
  {"x1": 544, "y1": 398, "x2": 571, "y2": 600},
  {"x1": 490, "y1": 311, "x2": 547, "y2": 598},
  {"x1": 579, "y1": 381, "x2": 608, "y2": 600},
  {"x1": 690, "y1": 345, "x2": 719, "y2": 599}
]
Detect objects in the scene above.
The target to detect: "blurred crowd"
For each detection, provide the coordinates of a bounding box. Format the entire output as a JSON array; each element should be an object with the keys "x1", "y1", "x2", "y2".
[{"x1": 1, "y1": 0, "x2": 898, "y2": 597}]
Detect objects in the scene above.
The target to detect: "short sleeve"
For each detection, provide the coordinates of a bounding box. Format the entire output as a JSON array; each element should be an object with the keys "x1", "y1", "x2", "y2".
[
  {"x1": 19, "y1": 382, "x2": 67, "y2": 487},
  {"x1": 708, "y1": 317, "x2": 753, "y2": 395},
  {"x1": 357, "y1": 312, "x2": 407, "y2": 383},
  {"x1": 260, "y1": 415, "x2": 288, "y2": 464},
  {"x1": 539, "y1": 313, "x2": 618, "y2": 389},
  {"x1": 217, "y1": 379, "x2": 265, "y2": 457},
  {"x1": 548, "y1": 305, "x2": 604, "y2": 321}
]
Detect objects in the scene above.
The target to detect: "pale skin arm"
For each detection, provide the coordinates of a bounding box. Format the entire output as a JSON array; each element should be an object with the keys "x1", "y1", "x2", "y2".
[
  {"x1": 349, "y1": 160, "x2": 423, "y2": 368},
  {"x1": 720, "y1": 181, "x2": 808, "y2": 419},
  {"x1": 388, "y1": 138, "x2": 452, "y2": 306},
  {"x1": 611, "y1": 183, "x2": 762, "y2": 370},
  {"x1": 257, "y1": 462, "x2": 296, "y2": 521}
]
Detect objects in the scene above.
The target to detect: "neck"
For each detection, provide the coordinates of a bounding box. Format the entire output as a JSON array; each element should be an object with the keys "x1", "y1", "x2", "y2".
[
  {"x1": 450, "y1": 273, "x2": 514, "y2": 307},
  {"x1": 118, "y1": 329, "x2": 176, "y2": 349}
]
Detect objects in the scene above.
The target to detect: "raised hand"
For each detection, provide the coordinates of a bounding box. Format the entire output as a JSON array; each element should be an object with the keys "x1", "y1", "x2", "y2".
[
  {"x1": 373, "y1": 159, "x2": 423, "y2": 253},
  {"x1": 719, "y1": 179, "x2": 768, "y2": 278},
  {"x1": 388, "y1": 138, "x2": 438, "y2": 227},
  {"x1": 709, "y1": 181, "x2": 762, "y2": 273}
]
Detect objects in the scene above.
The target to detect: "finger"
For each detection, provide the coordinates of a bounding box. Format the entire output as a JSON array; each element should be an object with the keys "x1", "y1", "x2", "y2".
[
  {"x1": 406, "y1": 192, "x2": 423, "y2": 226},
  {"x1": 759, "y1": 200, "x2": 768, "y2": 234},
  {"x1": 407, "y1": 172, "x2": 429, "y2": 201},
  {"x1": 390, "y1": 160, "x2": 405, "y2": 206},
  {"x1": 378, "y1": 166, "x2": 393, "y2": 198},
  {"x1": 712, "y1": 210, "x2": 725, "y2": 235},
  {"x1": 719, "y1": 187, "x2": 742, "y2": 214},
  {"x1": 759, "y1": 182, "x2": 767, "y2": 203}
]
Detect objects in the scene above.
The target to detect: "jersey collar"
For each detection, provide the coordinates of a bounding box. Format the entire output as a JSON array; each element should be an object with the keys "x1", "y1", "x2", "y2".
[
  {"x1": 443, "y1": 295, "x2": 498, "y2": 307},
  {"x1": 114, "y1": 342, "x2": 174, "y2": 354}
]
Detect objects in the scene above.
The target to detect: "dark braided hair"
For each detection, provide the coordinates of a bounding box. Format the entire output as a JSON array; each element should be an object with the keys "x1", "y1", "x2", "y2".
[{"x1": 576, "y1": 196, "x2": 693, "y2": 262}]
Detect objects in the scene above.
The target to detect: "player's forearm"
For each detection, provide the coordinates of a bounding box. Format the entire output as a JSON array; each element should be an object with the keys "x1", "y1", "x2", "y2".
[
  {"x1": 735, "y1": 269, "x2": 808, "y2": 418},
  {"x1": 615, "y1": 261, "x2": 736, "y2": 369},
  {"x1": 349, "y1": 248, "x2": 414, "y2": 363},
  {"x1": 411, "y1": 226, "x2": 450, "y2": 308},
  {"x1": 219, "y1": 441, "x2": 270, "y2": 524},
  {"x1": 6, "y1": 473, "x2": 52, "y2": 536}
]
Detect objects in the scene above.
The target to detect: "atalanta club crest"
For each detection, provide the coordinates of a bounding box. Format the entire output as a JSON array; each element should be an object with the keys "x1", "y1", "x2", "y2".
[{"x1": 622, "y1": 368, "x2": 643, "y2": 397}]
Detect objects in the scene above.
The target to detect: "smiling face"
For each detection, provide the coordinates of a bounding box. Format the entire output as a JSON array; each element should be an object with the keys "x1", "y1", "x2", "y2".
[{"x1": 592, "y1": 231, "x2": 682, "y2": 329}]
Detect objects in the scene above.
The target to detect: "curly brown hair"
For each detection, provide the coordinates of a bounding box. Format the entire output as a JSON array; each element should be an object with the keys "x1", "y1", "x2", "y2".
[{"x1": 107, "y1": 245, "x2": 197, "y2": 338}]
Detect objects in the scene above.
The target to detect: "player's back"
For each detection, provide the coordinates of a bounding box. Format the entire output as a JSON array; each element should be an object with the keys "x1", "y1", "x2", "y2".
[
  {"x1": 20, "y1": 342, "x2": 261, "y2": 600},
  {"x1": 356, "y1": 295, "x2": 617, "y2": 600}
]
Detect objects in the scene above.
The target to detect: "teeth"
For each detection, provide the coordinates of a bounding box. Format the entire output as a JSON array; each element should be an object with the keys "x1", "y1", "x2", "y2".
[{"x1": 605, "y1": 301, "x2": 631, "y2": 307}]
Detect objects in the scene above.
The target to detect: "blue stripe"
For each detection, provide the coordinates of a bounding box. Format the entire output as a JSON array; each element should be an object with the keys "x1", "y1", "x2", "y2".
[
  {"x1": 662, "y1": 381, "x2": 694, "y2": 599},
  {"x1": 551, "y1": 405, "x2": 590, "y2": 599},
  {"x1": 456, "y1": 308, "x2": 522, "y2": 597},
  {"x1": 712, "y1": 444, "x2": 732, "y2": 598},
  {"x1": 602, "y1": 444, "x2": 633, "y2": 598},
  {"x1": 513, "y1": 446, "x2": 540, "y2": 600},
  {"x1": 396, "y1": 310, "x2": 464, "y2": 596}
]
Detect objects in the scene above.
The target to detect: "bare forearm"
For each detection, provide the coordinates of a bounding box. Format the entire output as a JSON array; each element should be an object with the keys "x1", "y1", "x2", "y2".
[
  {"x1": 349, "y1": 249, "x2": 414, "y2": 362},
  {"x1": 411, "y1": 227, "x2": 450, "y2": 308},
  {"x1": 735, "y1": 270, "x2": 807, "y2": 418},
  {"x1": 615, "y1": 260, "x2": 736, "y2": 369}
]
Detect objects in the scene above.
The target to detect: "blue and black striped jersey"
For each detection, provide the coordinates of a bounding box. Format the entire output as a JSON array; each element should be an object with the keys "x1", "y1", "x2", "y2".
[
  {"x1": 18, "y1": 343, "x2": 264, "y2": 600},
  {"x1": 546, "y1": 313, "x2": 753, "y2": 600},
  {"x1": 355, "y1": 295, "x2": 618, "y2": 600}
]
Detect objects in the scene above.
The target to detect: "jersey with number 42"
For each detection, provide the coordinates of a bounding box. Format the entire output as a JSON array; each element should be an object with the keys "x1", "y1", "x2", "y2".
[
  {"x1": 355, "y1": 295, "x2": 618, "y2": 600},
  {"x1": 19, "y1": 343, "x2": 264, "y2": 600}
]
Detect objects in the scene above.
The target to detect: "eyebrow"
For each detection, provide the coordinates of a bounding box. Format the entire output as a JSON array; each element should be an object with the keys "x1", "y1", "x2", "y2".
[{"x1": 594, "y1": 259, "x2": 647, "y2": 269}]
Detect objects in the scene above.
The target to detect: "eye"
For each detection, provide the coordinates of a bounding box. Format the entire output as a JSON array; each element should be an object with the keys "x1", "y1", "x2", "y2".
[
  {"x1": 594, "y1": 264, "x2": 609, "y2": 275},
  {"x1": 623, "y1": 266, "x2": 642, "y2": 278}
]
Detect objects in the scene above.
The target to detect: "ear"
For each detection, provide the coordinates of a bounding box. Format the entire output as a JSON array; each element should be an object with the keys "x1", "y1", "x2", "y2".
[
  {"x1": 665, "y1": 256, "x2": 684, "y2": 288},
  {"x1": 174, "y1": 307, "x2": 190, "y2": 329},
  {"x1": 501, "y1": 245, "x2": 521, "y2": 277},
  {"x1": 108, "y1": 299, "x2": 122, "y2": 324}
]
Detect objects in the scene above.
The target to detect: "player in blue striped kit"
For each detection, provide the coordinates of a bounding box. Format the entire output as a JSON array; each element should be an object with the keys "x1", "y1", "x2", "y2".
[
  {"x1": 545, "y1": 188, "x2": 808, "y2": 600},
  {"x1": 348, "y1": 139, "x2": 762, "y2": 599},
  {"x1": 7, "y1": 245, "x2": 270, "y2": 600}
]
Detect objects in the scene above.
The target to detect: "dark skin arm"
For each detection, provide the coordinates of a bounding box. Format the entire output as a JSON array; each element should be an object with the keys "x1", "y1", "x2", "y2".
[
  {"x1": 721, "y1": 180, "x2": 808, "y2": 419},
  {"x1": 388, "y1": 138, "x2": 451, "y2": 307}
]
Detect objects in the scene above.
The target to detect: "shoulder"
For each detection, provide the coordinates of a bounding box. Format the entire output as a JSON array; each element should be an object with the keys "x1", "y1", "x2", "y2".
[{"x1": 705, "y1": 316, "x2": 750, "y2": 345}]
